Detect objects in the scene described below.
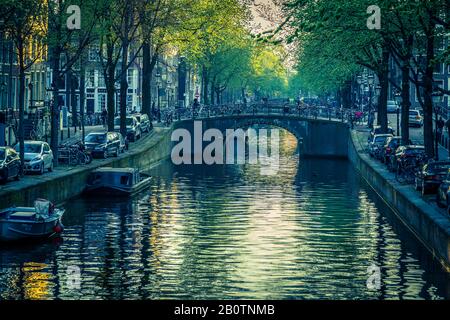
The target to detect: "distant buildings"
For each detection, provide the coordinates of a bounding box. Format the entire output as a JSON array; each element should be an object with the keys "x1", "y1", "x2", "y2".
[{"x1": 0, "y1": 33, "x2": 196, "y2": 123}]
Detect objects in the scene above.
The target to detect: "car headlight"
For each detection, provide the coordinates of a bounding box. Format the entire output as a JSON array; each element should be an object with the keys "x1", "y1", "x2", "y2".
[{"x1": 31, "y1": 156, "x2": 42, "y2": 162}]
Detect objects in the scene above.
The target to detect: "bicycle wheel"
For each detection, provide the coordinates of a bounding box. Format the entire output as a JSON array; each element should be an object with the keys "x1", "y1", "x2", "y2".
[
  {"x1": 69, "y1": 154, "x2": 78, "y2": 166},
  {"x1": 78, "y1": 151, "x2": 87, "y2": 165}
]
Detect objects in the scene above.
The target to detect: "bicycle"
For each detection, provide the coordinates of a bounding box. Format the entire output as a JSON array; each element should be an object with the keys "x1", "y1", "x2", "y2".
[{"x1": 396, "y1": 154, "x2": 428, "y2": 184}]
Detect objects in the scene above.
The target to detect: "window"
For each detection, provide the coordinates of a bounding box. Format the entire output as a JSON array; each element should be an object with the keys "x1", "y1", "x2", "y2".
[
  {"x1": 434, "y1": 63, "x2": 443, "y2": 74},
  {"x1": 98, "y1": 94, "x2": 106, "y2": 111},
  {"x1": 89, "y1": 44, "x2": 100, "y2": 62},
  {"x1": 127, "y1": 69, "x2": 134, "y2": 87},
  {"x1": 120, "y1": 175, "x2": 129, "y2": 185},
  {"x1": 86, "y1": 70, "x2": 95, "y2": 87},
  {"x1": 433, "y1": 79, "x2": 445, "y2": 102},
  {"x1": 98, "y1": 73, "x2": 105, "y2": 88}
]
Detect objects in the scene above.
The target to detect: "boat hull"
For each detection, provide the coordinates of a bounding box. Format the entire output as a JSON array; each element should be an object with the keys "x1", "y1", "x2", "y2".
[
  {"x1": 85, "y1": 177, "x2": 152, "y2": 196},
  {"x1": 0, "y1": 212, "x2": 63, "y2": 242}
]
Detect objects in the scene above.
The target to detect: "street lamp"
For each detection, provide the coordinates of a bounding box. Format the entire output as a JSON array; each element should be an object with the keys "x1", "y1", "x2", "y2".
[{"x1": 28, "y1": 81, "x2": 33, "y2": 112}]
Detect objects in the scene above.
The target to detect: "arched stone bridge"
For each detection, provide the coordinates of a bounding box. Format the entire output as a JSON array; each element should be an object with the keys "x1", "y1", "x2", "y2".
[{"x1": 171, "y1": 111, "x2": 350, "y2": 158}]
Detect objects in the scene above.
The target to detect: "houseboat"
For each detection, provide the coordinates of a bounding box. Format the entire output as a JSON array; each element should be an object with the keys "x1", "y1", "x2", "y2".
[{"x1": 85, "y1": 167, "x2": 152, "y2": 196}]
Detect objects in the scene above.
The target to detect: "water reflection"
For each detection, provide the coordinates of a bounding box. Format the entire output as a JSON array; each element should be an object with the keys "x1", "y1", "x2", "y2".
[{"x1": 0, "y1": 129, "x2": 449, "y2": 300}]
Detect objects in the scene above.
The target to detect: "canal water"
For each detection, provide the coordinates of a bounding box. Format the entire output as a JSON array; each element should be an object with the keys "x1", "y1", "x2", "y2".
[{"x1": 0, "y1": 130, "x2": 449, "y2": 300}]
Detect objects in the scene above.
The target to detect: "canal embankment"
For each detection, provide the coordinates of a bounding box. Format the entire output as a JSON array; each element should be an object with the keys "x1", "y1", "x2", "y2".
[
  {"x1": 0, "y1": 126, "x2": 172, "y2": 208},
  {"x1": 348, "y1": 129, "x2": 450, "y2": 271}
]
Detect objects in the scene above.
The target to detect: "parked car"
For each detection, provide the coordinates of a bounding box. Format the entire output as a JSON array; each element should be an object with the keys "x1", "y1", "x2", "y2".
[
  {"x1": 383, "y1": 136, "x2": 412, "y2": 168},
  {"x1": 368, "y1": 134, "x2": 393, "y2": 158},
  {"x1": 134, "y1": 113, "x2": 152, "y2": 133},
  {"x1": 390, "y1": 145, "x2": 426, "y2": 173},
  {"x1": 387, "y1": 100, "x2": 399, "y2": 113},
  {"x1": 114, "y1": 116, "x2": 141, "y2": 142},
  {"x1": 415, "y1": 161, "x2": 450, "y2": 195},
  {"x1": 436, "y1": 170, "x2": 450, "y2": 214},
  {"x1": 84, "y1": 132, "x2": 121, "y2": 158},
  {"x1": 0, "y1": 147, "x2": 21, "y2": 183},
  {"x1": 368, "y1": 126, "x2": 395, "y2": 143},
  {"x1": 14, "y1": 141, "x2": 54, "y2": 174},
  {"x1": 408, "y1": 110, "x2": 423, "y2": 127}
]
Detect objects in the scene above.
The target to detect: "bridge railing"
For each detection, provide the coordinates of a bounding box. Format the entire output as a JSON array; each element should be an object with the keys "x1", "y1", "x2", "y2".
[{"x1": 159, "y1": 103, "x2": 364, "y2": 128}]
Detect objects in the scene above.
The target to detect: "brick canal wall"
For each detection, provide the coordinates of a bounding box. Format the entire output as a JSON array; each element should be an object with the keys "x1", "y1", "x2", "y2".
[
  {"x1": 0, "y1": 127, "x2": 173, "y2": 208},
  {"x1": 348, "y1": 130, "x2": 450, "y2": 271}
]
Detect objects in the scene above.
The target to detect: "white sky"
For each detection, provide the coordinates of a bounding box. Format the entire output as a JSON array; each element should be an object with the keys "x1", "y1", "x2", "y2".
[{"x1": 248, "y1": 0, "x2": 284, "y2": 34}]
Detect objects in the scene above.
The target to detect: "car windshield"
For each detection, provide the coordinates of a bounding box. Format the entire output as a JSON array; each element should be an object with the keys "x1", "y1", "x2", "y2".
[
  {"x1": 405, "y1": 148, "x2": 424, "y2": 155},
  {"x1": 375, "y1": 136, "x2": 388, "y2": 143},
  {"x1": 0, "y1": 149, "x2": 4, "y2": 160},
  {"x1": 429, "y1": 163, "x2": 450, "y2": 173},
  {"x1": 85, "y1": 134, "x2": 106, "y2": 143},
  {"x1": 15, "y1": 143, "x2": 41, "y2": 153},
  {"x1": 114, "y1": 118, "x2": 134, "y2": 126}
]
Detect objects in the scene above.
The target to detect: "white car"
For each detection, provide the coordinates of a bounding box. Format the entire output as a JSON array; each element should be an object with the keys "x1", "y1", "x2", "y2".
[
  {"x1": 408, "y1": 110, "x2": 423, "y2": 127},
  {"x1": 369, "y1": 134, "x2": 393, "y2": 157},
  {"x1": 14, "y1": 141, "x2": 54, "y2": 174}
]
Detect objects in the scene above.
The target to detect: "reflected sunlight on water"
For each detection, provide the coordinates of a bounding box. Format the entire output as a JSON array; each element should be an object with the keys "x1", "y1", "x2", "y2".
[{"x1": 0, "y1": 129, "x2": 449, "y2": 300}]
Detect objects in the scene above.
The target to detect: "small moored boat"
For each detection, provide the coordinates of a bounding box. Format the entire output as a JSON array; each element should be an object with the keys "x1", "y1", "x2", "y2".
[
  {"x1": 85, "y1": 167, "x2": 152, "y2": 196},
  {"x1": 0, "y1": 199, "x2": 64, "y2": 242}
]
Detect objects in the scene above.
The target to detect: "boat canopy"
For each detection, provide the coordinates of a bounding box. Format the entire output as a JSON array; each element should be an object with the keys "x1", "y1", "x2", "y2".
[{"x1": 88, "y1": 167, "x2": 141, "y2": 186}]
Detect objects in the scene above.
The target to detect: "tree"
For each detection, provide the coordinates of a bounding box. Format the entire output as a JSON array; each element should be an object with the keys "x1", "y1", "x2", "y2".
[
  {"x1": 47, "y1": 0, "x2": 99, "y2": 166},
  {"x1": 176, "y1": 0, "x2": 250, "y2": 105},
  {"x1": 0, "y1": 0, "x2": 46, "y2": 168}
]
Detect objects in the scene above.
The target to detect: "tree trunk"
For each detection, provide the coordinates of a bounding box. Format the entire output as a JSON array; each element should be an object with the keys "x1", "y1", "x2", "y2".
[
  {"x1": 65, "y1": 69, "x2": 72, "y2": 138},
  {"x1": 50, "y1": 47, "x2": 61, "y2": 166},
  {"x1": 377, "y1": 42, "x2": 389, "y2": 133},
  {"x1": 79, "y1": 53, "x2": 86, "y2": 140},
  {"x1": 210, "y1": 79, "x2": 215, "y2": 106},
  {"x1": 119, "y1": 5, "x2": 130, "y2": 139},
  {"x1": 105, "y1": 42, "x2": 116, "y2": 131},
  {"x1": 202, "y1": 65, "x2": 208, "y2": 105},
  {"x1": 18, "y1": 41, "x2": 25, "y2": 169},
  {"x1": 71, "y1": 73, "x2": 78, "y2": 134},
  {"x1": 400, "y1": 61, "x2": 411, "y2": 145},
  {"x1": 423, "y1": 28, "x2": 435, "y2": 159},
  {"x1": 142, "y1": 41, "x2": 151, "y2": 118}
]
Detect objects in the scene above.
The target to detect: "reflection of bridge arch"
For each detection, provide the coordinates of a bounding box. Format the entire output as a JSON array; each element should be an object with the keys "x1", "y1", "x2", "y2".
[{"x1": 229, "y1": 118, "x2": 303, "y2": 143}]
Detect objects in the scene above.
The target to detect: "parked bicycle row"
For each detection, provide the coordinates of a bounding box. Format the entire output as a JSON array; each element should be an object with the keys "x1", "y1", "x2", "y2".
[
  {"x1": 367, "y1": 127, "x2": 450, "y2": 215},
  {"x1": 0, "y1": 113, "x2": 153, "y2": 184}
]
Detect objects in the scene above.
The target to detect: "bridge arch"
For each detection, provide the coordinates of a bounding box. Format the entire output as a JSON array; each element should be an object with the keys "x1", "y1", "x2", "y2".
[{"x1": 172, "y1": 114, "x2": 349, "y2": 158}]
